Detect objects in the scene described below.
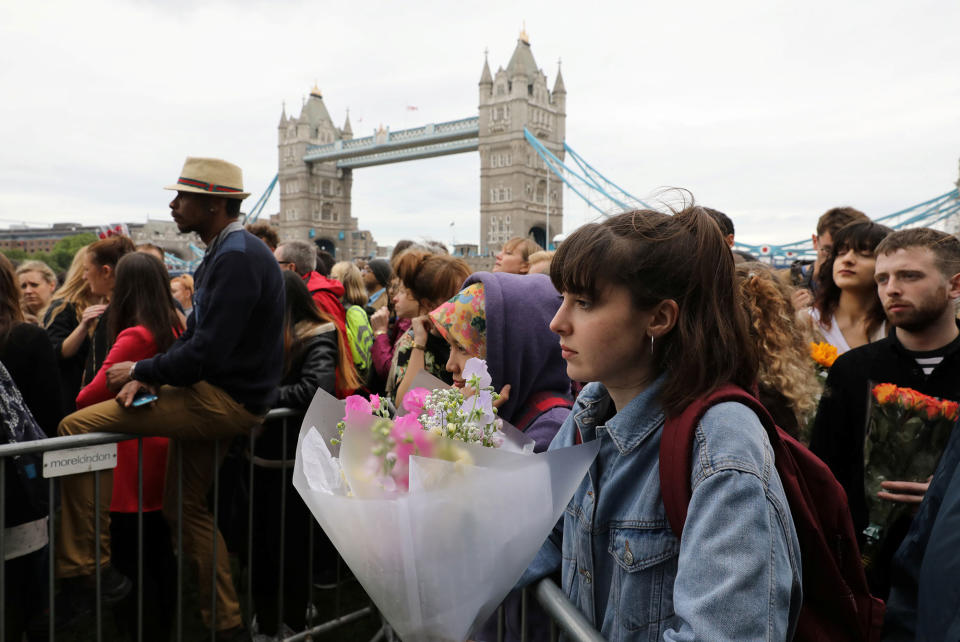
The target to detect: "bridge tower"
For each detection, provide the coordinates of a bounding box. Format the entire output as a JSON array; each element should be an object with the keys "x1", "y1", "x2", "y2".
[
  {"x1": 276, "y1": 87, "x2": 376, "y2": 258},
  {"x1": 478, "y1": 30, "x2": 566, "y2": 254}
]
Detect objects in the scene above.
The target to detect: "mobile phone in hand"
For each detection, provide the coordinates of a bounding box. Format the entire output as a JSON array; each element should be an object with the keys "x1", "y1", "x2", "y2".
[{"x1": 131, "y1": 390, "x2": 158, "y2": 407}]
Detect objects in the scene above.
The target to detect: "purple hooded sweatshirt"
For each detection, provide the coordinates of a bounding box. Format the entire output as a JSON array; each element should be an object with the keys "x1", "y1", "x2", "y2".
[{"x1": 460, "y1": 271, "x2": 572, "y2": 454}]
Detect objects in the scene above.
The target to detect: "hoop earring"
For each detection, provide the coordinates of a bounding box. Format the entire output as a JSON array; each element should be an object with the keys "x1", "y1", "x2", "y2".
[{"x1": 650, "y1": 335, "x2": 654, "y2": 356}]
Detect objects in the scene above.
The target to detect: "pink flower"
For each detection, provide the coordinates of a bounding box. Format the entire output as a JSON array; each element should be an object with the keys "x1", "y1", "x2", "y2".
[
  {"x1": 344, "y1": 395, "x2": 372, "y2": 420},
  {"x1": 402, "y1": 387, "x2": 430, "y2": 416},
  {"x1": 370, "y1": 394, "x2": 381, "y2": 411},
  {"x1": 391, "y1": 414, "x2": 433, "y2": 461}
]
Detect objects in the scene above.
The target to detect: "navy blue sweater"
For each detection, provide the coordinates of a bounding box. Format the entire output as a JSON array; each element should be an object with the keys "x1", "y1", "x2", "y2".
[{"x1": 135, "y1": 226, "x2": 284, "y2": 409}]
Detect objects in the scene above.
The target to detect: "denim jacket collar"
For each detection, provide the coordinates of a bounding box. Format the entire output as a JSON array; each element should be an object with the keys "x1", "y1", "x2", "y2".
[{"x1": 574, "y1": 376, "x2": 666, "y2": 456}]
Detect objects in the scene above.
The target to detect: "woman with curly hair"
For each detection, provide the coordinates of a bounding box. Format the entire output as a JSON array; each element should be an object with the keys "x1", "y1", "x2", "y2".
[{"x1": 736, "y1": 262, "x2": 821, "y2": 440}]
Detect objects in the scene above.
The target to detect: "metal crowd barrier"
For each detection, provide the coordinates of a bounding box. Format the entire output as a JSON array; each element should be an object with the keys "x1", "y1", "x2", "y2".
[{"x1": 0, "y1": 409, "x2": 602, "y2": 642}]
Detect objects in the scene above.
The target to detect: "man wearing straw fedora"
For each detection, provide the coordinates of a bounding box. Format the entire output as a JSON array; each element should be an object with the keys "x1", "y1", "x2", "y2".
[{"x1": 56, "y1": 157, "x2": 284, "y2": 640}]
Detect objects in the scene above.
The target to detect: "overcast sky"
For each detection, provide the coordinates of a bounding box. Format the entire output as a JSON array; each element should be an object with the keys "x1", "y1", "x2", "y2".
[{"x1": 1, "y1": 0, "x2": 958, "y2": 248}]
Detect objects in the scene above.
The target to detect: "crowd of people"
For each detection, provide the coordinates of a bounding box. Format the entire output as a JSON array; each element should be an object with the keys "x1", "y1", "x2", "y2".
[{"x1": 2, "y1": 155, "x2": 959, "y2": 641}]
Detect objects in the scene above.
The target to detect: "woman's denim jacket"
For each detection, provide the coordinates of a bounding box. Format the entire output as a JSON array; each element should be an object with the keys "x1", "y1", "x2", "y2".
[{"x1": 520, "y1": 379, "x2": 803, "y2": 641}]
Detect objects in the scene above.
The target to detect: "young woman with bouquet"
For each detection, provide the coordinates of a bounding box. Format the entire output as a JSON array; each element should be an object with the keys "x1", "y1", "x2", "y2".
[{"x1": 517, "y1": 206, "x2": 802, "y2": 640}]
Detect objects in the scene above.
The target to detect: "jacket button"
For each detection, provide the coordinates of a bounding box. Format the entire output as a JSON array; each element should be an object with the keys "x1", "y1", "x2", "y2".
[
  {"x1": 582, "y1": 570, "x2": 592, "y2": 583},
  {"x1": 623, "y1": 550, "x2": 634, "y2": 565}
]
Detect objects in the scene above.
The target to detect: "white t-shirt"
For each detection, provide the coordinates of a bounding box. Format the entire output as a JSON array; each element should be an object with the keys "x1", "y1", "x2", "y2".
[{"x1": 808, "y1": 307, "x2": 887, "y2": 355}]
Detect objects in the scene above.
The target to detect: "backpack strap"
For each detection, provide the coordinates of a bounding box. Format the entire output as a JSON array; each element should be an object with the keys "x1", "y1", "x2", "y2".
[
  {"x1": 659, "y1": 383, "x2": 778, "y2": 538},
  {"x1": 515, "y1": 391, "x2": 574, "y2": 432}
]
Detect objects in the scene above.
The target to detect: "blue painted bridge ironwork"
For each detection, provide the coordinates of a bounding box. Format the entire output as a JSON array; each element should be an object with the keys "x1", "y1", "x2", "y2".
[{"x1": 303, "y1": 117, "x2": 479, "y2": 168}]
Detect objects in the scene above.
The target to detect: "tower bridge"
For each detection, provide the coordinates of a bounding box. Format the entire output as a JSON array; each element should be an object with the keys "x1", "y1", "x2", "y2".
[
  {"x1": 302, "y1": 117, "x2": 480, "y2": 168},
  {"x1": 273, "y1": 29, "x2": 566, "y2": 257},
  {"x1": 259, "y1": 29, "x2": 960, "y2": 265}
]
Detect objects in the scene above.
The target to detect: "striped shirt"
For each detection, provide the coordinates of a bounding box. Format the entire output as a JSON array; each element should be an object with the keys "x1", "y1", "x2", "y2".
[{"x1": 915, "y1": 355, "x2": 945, "y2": 376}]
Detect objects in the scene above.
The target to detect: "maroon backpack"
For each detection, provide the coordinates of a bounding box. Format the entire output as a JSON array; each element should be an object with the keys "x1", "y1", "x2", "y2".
[
  {"x1": 660, "y1": 384, "x2": 885, "y2": 642},
  {"x1": 514, "y1": 391, "x2": 573, "y2": 432}
]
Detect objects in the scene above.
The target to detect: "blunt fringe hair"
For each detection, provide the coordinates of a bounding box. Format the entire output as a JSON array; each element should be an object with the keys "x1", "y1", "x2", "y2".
[
  {"x1": 875, "y1": 228, "x2": 960, "y2": 279},
  {"x1": 816, "y1": 206, "x2": 868, "y2": 238},
  {"x1": 550, "y1": 206, "x2": 758, "y2": 416},
  {"x1": 88, "y1": 235, "x2": 136, "y2": 268},
  {"x1": 393, "y1": 251, "x2": 472, "y2": 307},
  {"x1": 108, "y1": 253, "x2": 183, "y2": 352},
  {"x1": 814, "y1": 220, "x2": 892, "y2": 334},
  {"x1": 282, "y1": 270, "x2": 361, "y2": 393},
  {"x1": 331, "y1": 261, "x2": 367, "y2": 307}
]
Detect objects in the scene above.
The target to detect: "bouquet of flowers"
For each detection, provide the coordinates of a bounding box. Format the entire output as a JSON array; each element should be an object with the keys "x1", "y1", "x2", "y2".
[
  {"x1": 334, "y1": 359, "x2": 529, "y2": 495},
  {"x1": 293, "y1": 360, "x2": 599, "y2": 641},
  {"x1": 809, "y1": 341, "x2": 838, "y2": 378},
  {"x1": 862, "y1": 382, "x2": 959, "y2": 568}
]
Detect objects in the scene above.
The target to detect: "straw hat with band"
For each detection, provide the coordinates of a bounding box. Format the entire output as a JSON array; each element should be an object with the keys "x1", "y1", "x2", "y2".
[{"x1": 164, "y1": 157, "x2": 250, "y2": 200}]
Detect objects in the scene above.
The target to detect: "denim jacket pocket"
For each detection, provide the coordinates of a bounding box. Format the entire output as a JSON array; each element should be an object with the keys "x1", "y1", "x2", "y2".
[{"x1": 608, "y1": 525, "x2": 680, "y2": 637}]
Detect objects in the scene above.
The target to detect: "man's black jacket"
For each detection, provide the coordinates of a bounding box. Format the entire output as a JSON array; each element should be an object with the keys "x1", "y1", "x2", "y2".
[
  {"x1": 810, "y1": 327, "x2": 960, "y2": 536},
  {"x1": 809, "y1": 326, "x2": 960, "y2": 596}
]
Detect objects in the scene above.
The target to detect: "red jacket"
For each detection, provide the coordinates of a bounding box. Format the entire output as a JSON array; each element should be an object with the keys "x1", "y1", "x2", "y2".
[
  {"x1": 76, "y1": 325, "x2": 169, "y2": 513},
  {"x1": 302, "y1": 271, "x2": 352, "y2": 396}
]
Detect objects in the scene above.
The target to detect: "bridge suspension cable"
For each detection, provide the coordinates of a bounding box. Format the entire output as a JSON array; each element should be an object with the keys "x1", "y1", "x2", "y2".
[
  {"x1": 242, "y1": 174, "x2": 279, "y2": 225},
  {"x1": 525, "y1": 129, "x2": 960, "y2": 264},
  {"x1": 523, "y1": 128, "x2": 649, "y2": 218}
]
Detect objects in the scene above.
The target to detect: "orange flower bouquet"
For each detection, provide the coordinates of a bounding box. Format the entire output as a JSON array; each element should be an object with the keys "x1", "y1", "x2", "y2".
[
  {"x1": 809, "y1": 341, "x2": 838, "y2": 377},
  {"x1": 862, "y1": 383, "x2": 959, "y2": 569}
]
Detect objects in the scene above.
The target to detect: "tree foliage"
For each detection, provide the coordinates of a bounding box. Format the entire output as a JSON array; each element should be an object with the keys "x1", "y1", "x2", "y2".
[{"x1": 1, "y1": 232, "x2": 98, "y2": 273}]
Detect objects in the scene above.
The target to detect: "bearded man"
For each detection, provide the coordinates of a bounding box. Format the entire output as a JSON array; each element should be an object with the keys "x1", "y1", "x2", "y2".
[{"x1": 809, "y1": 227, "x2": 960, "y2": 597}]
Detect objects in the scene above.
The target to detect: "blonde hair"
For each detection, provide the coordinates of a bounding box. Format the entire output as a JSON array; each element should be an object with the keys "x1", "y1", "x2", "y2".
[
  {"x1": 171, "y1": 274, "x2": 194, "y2": 296},
  {"x1": 45, "y1": 246, "x2": 93, "y2": 327},
  {"x1": 16, "y1": 260, "x2": 58, "y2": 319},
  {"x1": 735, "y1": 262, "x2": 820, "y2": 437},
  {"x1": 331, "y1": 261, "x2": 367, "y2": 307},
  {"x1": 503, "y1": 237, "x2": 542, "y2": 262},
  {"x1": 527, "y1": 250, "x2": 554, "y2": 265},
  {"x1": 16, "y1": 260, "x2": 57, "y2": 286}
]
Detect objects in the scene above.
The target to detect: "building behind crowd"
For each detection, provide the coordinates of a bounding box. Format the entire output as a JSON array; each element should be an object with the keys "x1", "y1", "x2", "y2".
[{"x1": 0, "y1": 220, "x2": 198, "y2": 260}]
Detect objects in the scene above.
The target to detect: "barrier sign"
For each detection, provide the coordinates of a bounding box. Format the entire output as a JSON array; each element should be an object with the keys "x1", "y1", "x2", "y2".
[{"x1": 43, "y1": 444, "x2": 118, "y2": 478}]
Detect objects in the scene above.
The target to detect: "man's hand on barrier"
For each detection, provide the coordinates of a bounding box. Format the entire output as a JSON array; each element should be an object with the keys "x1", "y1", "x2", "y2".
[
  {"x1": 106, "y1": 360, "x2": 137, "y2": 391},
  {"x1": 116, "y1": 381, "x2": 158, "y2": 408}
]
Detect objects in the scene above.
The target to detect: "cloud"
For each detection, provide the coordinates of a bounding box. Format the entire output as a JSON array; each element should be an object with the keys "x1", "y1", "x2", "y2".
[{"x1": 1, "y1": 0, "x2": 958, "y2": 249}]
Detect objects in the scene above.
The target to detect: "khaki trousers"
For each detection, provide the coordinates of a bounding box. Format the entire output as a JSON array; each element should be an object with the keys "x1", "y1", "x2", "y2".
[{"x1": 56, "y1": 381, "x2": 263, "y2": 632}]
